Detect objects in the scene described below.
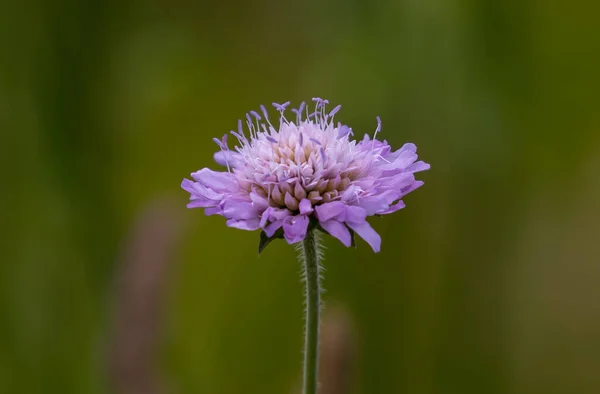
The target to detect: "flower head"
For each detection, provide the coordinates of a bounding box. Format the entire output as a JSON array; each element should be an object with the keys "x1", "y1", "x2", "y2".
[{"x1": 181, "y1": 99, "x2": 429, "y2": 252}]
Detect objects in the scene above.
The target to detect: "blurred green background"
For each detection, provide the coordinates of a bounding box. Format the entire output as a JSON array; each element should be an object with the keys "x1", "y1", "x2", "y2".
[{"x1": 2, "y1": 0, "x2": 600, "y2": 393}]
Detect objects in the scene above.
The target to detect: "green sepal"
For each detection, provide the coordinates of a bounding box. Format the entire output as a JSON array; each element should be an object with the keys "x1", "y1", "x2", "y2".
[
  {"x1": 258, "y1": 228, "x2": 284, "y2": 254},
  {"x1": 348, "y1": 228, "x2": 356, "y2": 248}
]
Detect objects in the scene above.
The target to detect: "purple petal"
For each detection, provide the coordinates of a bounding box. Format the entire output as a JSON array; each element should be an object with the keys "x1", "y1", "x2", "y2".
[
  {"x1": 264, "y1": 220, "x2": 284, "y2": 237},
  {"x1": 357, "y1": 190, "x2": 398, "y2": 215},
  {"x1": 249, "y1": 192, "x2": 269, "y2": 210},
  {"x1": 399, "y1": 143, "x2": 417, "y2": 153},
  {"x1": 222, "y1": 199, "x2": 259, "y2": 220},
  {"x1": 182, "y1": 179, "x2": 224, "y2": 207},
  {"x1": 282, "y1": 215, "x2": 309, "y2": 244},
  {"x1": 320, "y1": 220, "x2": 351, "y2": 247},
  {"x1": 337, "y1": 125, "x2": 352, "y2": 139},
  {"x1": 270, "y1": 208, "x2": 292, "y2": 221},
  {"x1": 401, "y1": 180, "x2": 424, "y2": 195},
  {"x1": 315, "y1": 201, "x2": 346, "y2": 222},
  {"x1": 299, "y1": 198, "x2": 313, "y2": 215},
  {"x1": 260, "y1": 208, "x2": 271, "y2": 227},
  {"x1": 187, "y1": 199, "x2": 217, "y2": 208},
  {"x1": 383, "y1": 173, "x2": 415, "y2": 191},
  {"x1": 213, "y1": 151, "x2": 242, "y2": 168},
  {"x1": 181, "y1": 178, "x2": 197, "y2": 194},
  {"x1": 189, "y1": 183, "x2": 224, "y2": 201},
  {"x1": 406, "y1": 161, "x2": 430, "y2": 173},
  {"x1": 191, "y1": 168, "x2": 238, "y2": 192},
  {"x1": 226, "y1": 219, "x2": 261, "y2": 231},
  {"x1": 346, "y1": 221, "x2": 381, "y2": 253},
  {"x1": 379, "y1": 200, "x2": 405, "y2": 215},
  {"x1": 204, "y1": 206, "x2": 222, "y2": 216},
  {"x1": 379, "y1": 150, "x2": 418, "y2": 171},
  {"x1": 344, "y1": 205, "x2": 368, "y2": 224}
]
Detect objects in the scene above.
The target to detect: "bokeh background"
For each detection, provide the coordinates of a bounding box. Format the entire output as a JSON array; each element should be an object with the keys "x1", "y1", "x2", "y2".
[{"x1": 2, "y1": 0, "x2": 600, "y2": 393}]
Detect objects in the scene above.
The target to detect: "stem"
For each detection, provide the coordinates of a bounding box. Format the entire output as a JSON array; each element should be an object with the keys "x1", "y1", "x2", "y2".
[{"x1": 301, "y1": 230, "x2": 321, "y2": 394}]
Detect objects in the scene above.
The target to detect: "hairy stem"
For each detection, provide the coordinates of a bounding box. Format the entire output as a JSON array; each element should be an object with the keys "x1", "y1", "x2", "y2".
[{"x1": 301, "y1": 230, "x2": 322, "y2": 394}]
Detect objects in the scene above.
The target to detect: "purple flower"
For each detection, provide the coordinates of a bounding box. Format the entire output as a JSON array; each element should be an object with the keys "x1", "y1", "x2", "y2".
[{"x1": 181, "y1": 99, "x2": 430, "y2": 252}]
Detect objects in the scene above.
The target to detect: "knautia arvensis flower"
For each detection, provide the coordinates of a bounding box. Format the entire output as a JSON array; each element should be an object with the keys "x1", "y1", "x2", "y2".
[{"x1": 181, "y1": 98, "x2": 429, "y2": 252}]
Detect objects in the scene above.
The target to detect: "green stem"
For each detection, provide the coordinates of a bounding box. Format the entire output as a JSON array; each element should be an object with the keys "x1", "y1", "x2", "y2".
[{"x1": 301, "y1": 230, "x2": 321, "y2": 394}]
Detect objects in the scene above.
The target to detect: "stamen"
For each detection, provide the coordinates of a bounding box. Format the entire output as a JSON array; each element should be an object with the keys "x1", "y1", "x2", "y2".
[
  {"x1": 311, "y1": 98, "x2": 323, "y2": 122},
  {"x1": 299, "y1": 132, "x2": 304, "y2": 146},
  {"x1": 266, "y1": 136, "x2": 278, "y2": 144},
  {"x1": 215, "y1": 134, "x2": 231, "y2": 172},
  {"x1": 249, "y1": 110, "x2": 261, "y2": 131},
  {"x1": 260, "y1": 105, "x2": 269, "y2": 120},
  {"x1": 250, "y1": 110, "x2": 261, "y2": 121},
  {"x1": 238, "y1": 119, "x2": 245, "y2": 138},
  {"x1": 298, "y1": 101, "x2": 306, "y2": 116},
  {"x1": 372, "y1": 116, "x2": 382, "y2": 150},
  {"x1": 245, "y1": 113, "x2": 255, "y2": 138},
  {"x1": 230, "y1": 130, "x2": 245, "y2": 143},
  {"x1": 329, "y1": 104, "x2": 341, "y2": 117},
  {"x1": 291, "y1": 108, "x2": 301, "y2": 122},
  {"x1": 212, "y1": 137, "x2": 223, "y2": 149},
  {"x1": 291, "y1": 101, "x2": 306, "y2": 124},
  {"x1": 321, "y1": 99, "x2": 329, "y2": 117},
  {"x1": 272, "y1": 101, "x2": 291, "y2": 112},
  {"x1": 309, "y1": 138, "x2": 322, "y2": 146}
]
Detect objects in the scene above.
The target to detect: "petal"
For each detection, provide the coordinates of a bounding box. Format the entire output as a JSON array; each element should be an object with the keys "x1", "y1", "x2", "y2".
[
  {"x1": 299, "y1": 199, "x2": 314, "y2": 215},
  {"x1": 320, "y1": 220, "x2": 351, "y2": 247},
  {"x1": 346, "y1": 220, "x2": 381, "y2": 253},
  {"x1": 314, "y1": 201, "x2": 346, "y2": 221},
  {"x1": 344, "y1": 205, "x2": 368, "y2": 224},
  {"x1": 379, "y1": 150, "x2": 418, "y2": 171},
  {"x1": 400, "y1": 180, "x2": 424, "y2": 195},
  {"x1": 264, "y1": 220, "x2": 284, "y2": 237},
  {"x1": 187, "y1": 199, "x2": 217, "y2": 209},
  {"x1": 222, "y1": 200, "x2": 259, "y2": 220},
  {"x1": 214, "y1": 151, "x2": 242, "y2": 168},
  {"x1": 270, "y1": 208, "x2": 293, "y2": 221},
  {"x1": 406, "y1": 161, "x2": 430, "y2": 173},
  {"x1": 282, "y1": 215, "x2": 309, "y2": 244},
  {"x1": 259, "y1": 208, "x2": 271, "y2": 227},
  {"x1": 226, "y1": 219, "x2": 261, "y2": 231},
  {"x1": 190, "y1": 183, "x2": 224, "y2": 201},
  {"x1": 181, "y1": 178, "x2": 196, "y2": 194},
  {"x1": 378, "y1": 200, "x2": 405, "y2": 215},
  {"x1": 204, "y1": 206, "x2": 222, "y2": 216},
  {"x1": 250, "y1": 192, "x2": 270, "y2": 210},
  {"x1": 358, "y1": 190, "x2": 398, "y2": 215},
  {"x1": 380, "y1": 173, "x2": 414, "y2": 191},
  {"x1": 398, "y1": 142, "x2": 417, "y2": 154},
  {"x1": 191, "y1": 168, "x2": 238, "y2": 192}
]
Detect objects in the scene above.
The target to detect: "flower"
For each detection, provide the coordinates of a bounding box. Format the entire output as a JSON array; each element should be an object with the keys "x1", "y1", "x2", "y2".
[{"x1": 181, "y1": 98, "x2": 429, "y2": 252}]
